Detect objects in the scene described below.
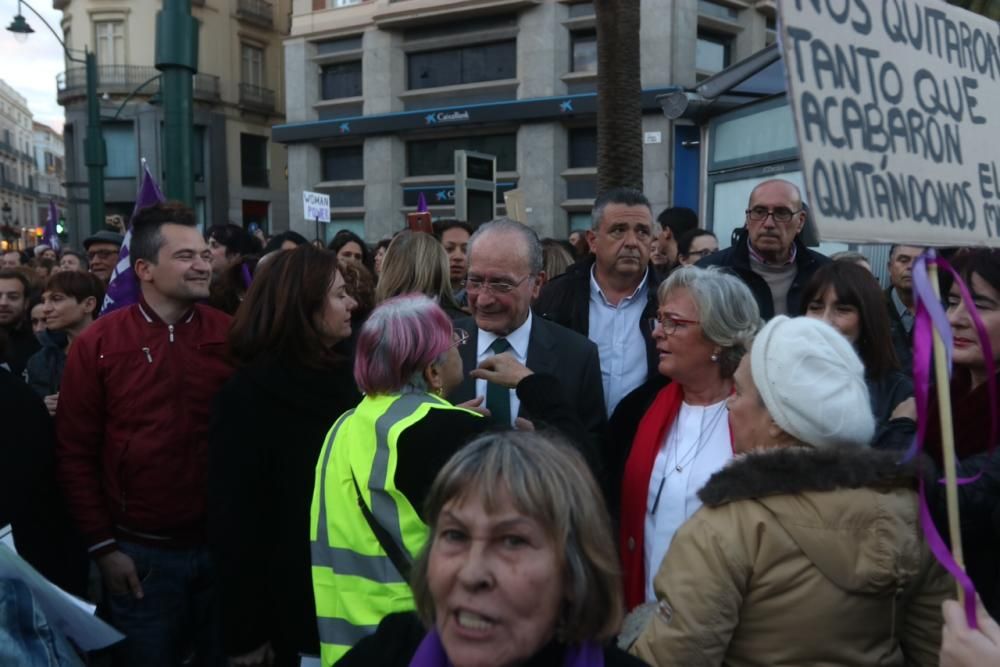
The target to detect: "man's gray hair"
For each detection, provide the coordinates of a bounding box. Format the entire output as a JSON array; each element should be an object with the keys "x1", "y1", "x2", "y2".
[
  {"x1": 590, "y1": 187, "x2": 652, "y2": 230},
  {"x1": 659, "y1": 265, "x2": 763, "y2": 378},
  {"x1": 467, "y1": 218, "x2": 543, "y2": 275}
]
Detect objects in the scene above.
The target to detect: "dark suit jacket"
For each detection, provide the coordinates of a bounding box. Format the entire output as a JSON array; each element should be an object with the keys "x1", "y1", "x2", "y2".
[{"x1": 452, "y1": 315, "x2": 609, "y2": 483}]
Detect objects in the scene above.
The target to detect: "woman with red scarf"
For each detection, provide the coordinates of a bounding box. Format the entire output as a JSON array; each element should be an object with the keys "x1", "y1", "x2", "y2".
[{"x1": 610, "y1": 266, "x2": 761, "y2": 610}]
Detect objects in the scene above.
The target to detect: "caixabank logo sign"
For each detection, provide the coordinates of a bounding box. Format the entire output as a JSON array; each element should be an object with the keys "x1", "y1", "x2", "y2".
[{"x1": 425, "y1": 110, "x2": 472, "y2": 125}]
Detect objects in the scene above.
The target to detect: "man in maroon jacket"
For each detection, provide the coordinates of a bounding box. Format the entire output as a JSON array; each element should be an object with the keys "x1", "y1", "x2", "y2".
[{"x1": 56, "y1": 201, "x2": 233, "y2": 666}]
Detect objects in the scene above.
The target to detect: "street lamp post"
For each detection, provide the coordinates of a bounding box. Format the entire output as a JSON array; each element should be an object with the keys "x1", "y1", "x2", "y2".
[
  {"x1": 7, "y1": 0, "x2": 106, "y2": 237},
  {"x1": 156, "y1": 0, "x2": 199, "y2": 206}
]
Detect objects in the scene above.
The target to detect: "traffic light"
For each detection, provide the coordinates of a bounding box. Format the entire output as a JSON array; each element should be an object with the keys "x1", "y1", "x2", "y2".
[
  {"x1": 454, "y1": 150, "x2": 496, "y2": 225},
  {"x1": 35, "y1": 227, "x2": 44, "y2": 238},
  {"x1": 57, "y1": 216, "x2": 65, "y2": 235}
]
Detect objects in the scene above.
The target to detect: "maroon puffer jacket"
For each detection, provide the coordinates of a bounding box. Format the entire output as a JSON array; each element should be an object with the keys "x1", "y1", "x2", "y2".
[{"x1": 56, "y1": 299, "x2": 233, "y2": 557}]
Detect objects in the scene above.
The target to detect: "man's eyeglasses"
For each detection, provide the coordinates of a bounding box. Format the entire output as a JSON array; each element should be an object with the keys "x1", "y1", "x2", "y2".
[
  {"x1": 464, "y1": 274, "x2": 533, "y2": 294},
  {"x1": 746, "y1": 206, "x2": 801, "y2": 223},
  {"x1": 450, "y1": 328, "x2": 470, "y2": 348},
  {"x1": 87, "y1": 249, "x2": 118, "y2": 261},
  {"x1": 649, "y1": 314, "x2": 699, "y2": 335}
]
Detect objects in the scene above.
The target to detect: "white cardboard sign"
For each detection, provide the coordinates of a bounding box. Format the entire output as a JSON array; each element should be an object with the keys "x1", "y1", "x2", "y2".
[
  {"x1": 778, "y1": 0, "x2": 1000, "y2": 247},
  {"x1": 303, "y1": 191, "x2": 331, "y2": 223}
]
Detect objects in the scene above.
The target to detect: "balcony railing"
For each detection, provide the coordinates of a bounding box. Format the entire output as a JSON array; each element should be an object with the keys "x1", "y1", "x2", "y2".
[
  {"x1": 239, "y1": 83, "x2": 276, "y2": 114},
  {"x1": 236, "y1": 0, "x2": 273, "y2": 26},
  {"x1": 57, "y1": 65, "x2": 222, "y2": 104}
]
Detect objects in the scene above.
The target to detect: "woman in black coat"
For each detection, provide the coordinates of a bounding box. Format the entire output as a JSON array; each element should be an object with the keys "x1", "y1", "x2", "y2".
[{"x1": 208, "y1": 245, "x2": 362, "y2": 666}]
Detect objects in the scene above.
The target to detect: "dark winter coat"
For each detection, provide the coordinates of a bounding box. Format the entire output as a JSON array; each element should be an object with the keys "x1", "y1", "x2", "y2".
[
  {"x1": 930, "y1": 450, "x2": 1000, "y2": 619},
  {"x1": 533, "y1": 255, "x2": 661, "y2": 386},
  {"x1": 1, "y1": 319, "x2": 40, "y2": 377},
  {"x1": 23, "y1": 330, "x2": 67, "y2": 397},
  {"x1": 339, "y1": 611, "x2": 649, "y2": 667},
  {"x1": 696, "y1": 228, "x2": 830, "y2": 320},
  {"x1": 868, "y1": 371, "x2": 916, "y2": 451},
  {"x1": 208, "y1": 360, "x2": 361, "y2": 662},
  {"x1": 885, "y1": 286, "x2": 915, "y2": 377},
  {"x1": 0, "y1": 368, "x2": 88, "y2": 597}
]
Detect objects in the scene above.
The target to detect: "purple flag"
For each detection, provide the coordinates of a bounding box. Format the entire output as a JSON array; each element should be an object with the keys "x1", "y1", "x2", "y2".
[
  {"x1": 44, "y1": 200, "x2": 60, "y2": 252},
  {"x1": 101, "y1": 161, "x2": 165, "y2": 315},
  {"x1": 416, "y1": 191, "x2": 428, "y2": 213}
]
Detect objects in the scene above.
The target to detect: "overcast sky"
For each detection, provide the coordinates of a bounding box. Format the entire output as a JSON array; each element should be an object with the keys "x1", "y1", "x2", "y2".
[{"x1": 0, "y1": 0, "x2": 67, "y2": 133}]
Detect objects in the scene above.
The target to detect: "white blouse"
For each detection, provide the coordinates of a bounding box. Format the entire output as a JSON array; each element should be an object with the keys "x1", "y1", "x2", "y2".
[{"x1": 643, "y1": 399, "x2": 732, "y2": 602}]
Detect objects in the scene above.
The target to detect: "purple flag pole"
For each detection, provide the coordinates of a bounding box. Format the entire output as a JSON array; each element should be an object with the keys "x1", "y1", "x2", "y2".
[
  {"x1": 101, "y1": 160, "x2": 165, "y2": 315},
  {"x1": 44, "y1": 200, "x2": 61, "y2": 252},
  {"x1": 416, "y1": 191, "x2": 429, "y2": 213}
]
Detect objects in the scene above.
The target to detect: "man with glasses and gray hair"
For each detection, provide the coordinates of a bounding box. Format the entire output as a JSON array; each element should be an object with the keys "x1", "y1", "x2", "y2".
[
  {"x1": 451, "y1": 218, "x2": 607, "y2": 481},
  {"x1": 698, "y1": 178, "x2": 830, "y2": 319}
]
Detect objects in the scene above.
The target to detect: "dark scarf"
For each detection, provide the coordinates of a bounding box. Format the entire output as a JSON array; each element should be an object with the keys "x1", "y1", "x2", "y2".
[
  {"x1": 924, "y1": 368, "x2": 998, "y2": 465},
  {"x1": 409, "y1": 629, "x2": 604, "y2": 667}
]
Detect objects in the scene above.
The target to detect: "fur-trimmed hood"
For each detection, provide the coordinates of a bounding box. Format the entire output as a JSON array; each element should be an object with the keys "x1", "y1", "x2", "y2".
[
  {"x1": 698, "y1": 444, "x2": 925, "y2": 594},
  {"x1": 698, "y1": 444, "x2": 915, "y2": 507}
]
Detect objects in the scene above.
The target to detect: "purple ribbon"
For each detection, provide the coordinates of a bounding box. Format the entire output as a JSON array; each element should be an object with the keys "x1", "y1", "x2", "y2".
[
  {"x1": 240, "y1": 262, "x2": 253, "y2": 290},
  {"x1": 906, "y1": 251, "x2": 999, "y2": 629},
  {"x1": 409, "y1": 629, "x2": 604, "y2": 667}
]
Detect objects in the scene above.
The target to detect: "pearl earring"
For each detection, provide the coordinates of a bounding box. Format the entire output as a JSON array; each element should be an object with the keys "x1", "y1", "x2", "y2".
[{"x1": 711, "y1": 353, "x2": 719, "y2": 362}]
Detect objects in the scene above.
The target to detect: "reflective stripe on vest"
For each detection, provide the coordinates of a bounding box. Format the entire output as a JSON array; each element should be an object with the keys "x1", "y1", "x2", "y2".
[{"x1": 311, "y1": 392, "x2": 479, "y2": 666}]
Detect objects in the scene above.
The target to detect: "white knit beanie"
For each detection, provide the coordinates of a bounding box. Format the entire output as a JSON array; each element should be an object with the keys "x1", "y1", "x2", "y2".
[{"x1": 750, "y1": 316, "x2": 874, "y2": 448}]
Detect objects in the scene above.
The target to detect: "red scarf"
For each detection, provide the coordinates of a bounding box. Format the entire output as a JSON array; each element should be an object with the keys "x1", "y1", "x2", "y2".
[
  {"x1": 619, "y1": 383, "x2": 735, "y2": 610},
  {"x1": 619, "y1": 383, "x2": 684, "y2": 611}
]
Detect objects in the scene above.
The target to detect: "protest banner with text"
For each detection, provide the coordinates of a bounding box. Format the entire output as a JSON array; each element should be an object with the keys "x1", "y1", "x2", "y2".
[{"x1": 778, "y1": 0, "x2": 1000, "y2": 246}]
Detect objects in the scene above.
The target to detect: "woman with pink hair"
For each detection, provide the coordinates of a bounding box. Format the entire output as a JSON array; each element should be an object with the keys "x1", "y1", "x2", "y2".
[{"x1": 310, "y1": 293, "x2": 583, "y2": 665}]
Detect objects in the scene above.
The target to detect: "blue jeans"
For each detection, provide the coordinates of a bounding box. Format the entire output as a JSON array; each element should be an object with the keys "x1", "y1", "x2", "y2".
[
  {"x1": 107, "y1": 541, "x2": 223, "y2": 667},
  {"x1": 0, "y1": 578, "x2": 84, "y2": 666}
]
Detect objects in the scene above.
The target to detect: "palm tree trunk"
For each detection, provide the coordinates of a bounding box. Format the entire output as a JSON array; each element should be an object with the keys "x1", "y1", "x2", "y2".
[{"x1": 594, "y1": 0, "x2": 643, "y2": 193}]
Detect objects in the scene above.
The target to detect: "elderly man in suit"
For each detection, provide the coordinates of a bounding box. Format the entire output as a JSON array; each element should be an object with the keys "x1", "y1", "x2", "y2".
[{"x1": 452, "y1": 219, "x2": 608, "y2": 476}]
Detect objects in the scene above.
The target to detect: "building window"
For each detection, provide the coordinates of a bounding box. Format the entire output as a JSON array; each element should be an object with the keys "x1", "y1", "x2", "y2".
[
  {"x1": 568, "y1": 2, "x2": 595, "y2": 18},
  {"x1": 320, "y1": 62, "x2": 362, "y2": 100},
  {"x1": 696, "y1": 31, "x2": 731, "y2": 75},
  {"x1": 323, "y1": 219, "x2": 364, "y2": 245},
  {"x1": 569, "y1": 212, "x2": 591, "y2": 231},
  {"x1": 568, "y1": 127, "x2": 596, "y2": 168},
  {"x1": 242, "y1": 200, "x2": 270, "y2": 232},
  {"x1": 571, "y1": 31, "x2": 597, "y2": 73},
  {"x1": 321, "y1": 145, "x2": 363, "y2": 181},
  {"x1": 102, "y1": 123, "x2": 135, "y2": 178},
  {"x1": 95, "y1": 20, "x2": 125, "y2": 66},
  {"x1": 316, "y1": 36, "x2": 362, "y2": 55},
  {"x1": 407, "y1": 41, "x2": 516, "y2": 90},
  {"x1": 240, "y1": 133, "x2": 269, "y2": 188},
  {"x1": 241, "y1": 44, "x2": 265, "y2": 86},
  {"x1": 698, "y1": 0, "x2": 739, "y2": 21},
  {"x1": 406, "y1": 134, "x2": 516, "y2": 177}
]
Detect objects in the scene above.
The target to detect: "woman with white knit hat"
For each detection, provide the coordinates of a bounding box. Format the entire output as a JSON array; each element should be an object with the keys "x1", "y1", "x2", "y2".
[{"x1": 626, "y1": 315, "x2": 953, "y2": 667}]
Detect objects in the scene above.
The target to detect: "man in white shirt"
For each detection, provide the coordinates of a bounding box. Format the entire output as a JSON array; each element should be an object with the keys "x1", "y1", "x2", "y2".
[{"x1": 535, "y1": 188, "x2": 661, "y2": 417}]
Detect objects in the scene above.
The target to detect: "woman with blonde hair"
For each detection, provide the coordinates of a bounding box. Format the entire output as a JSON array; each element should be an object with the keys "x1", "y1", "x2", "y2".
[{"x1": 375, "y1": 230, "x2": 465, "y2": 319}]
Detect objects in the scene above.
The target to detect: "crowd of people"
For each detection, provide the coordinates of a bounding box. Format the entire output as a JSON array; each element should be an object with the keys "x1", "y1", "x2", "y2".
[{"x1": 2, "y1": 178, "x2": 1000, "y2": 666}]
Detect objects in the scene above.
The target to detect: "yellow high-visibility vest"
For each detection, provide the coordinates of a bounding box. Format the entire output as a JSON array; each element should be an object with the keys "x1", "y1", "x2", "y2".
[{"x1": 310, "y1": 391, "x2": 481, "y2": 666}]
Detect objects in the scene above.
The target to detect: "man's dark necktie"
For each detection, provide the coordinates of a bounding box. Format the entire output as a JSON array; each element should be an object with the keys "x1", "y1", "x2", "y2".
[{"x1": 485, "y1": 338, "x2": 511, "y2": 426}]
